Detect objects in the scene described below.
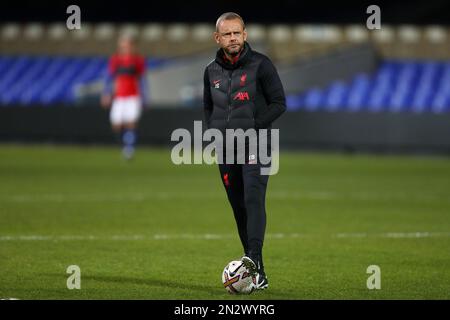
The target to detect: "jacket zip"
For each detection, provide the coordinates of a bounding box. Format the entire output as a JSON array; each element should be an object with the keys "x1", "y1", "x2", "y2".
[{"x1": 227, "y1": 70, "x2": 233, "y2": 123}]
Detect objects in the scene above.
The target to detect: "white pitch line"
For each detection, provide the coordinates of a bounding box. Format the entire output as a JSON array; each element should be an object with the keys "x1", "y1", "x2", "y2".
[
  {"x1": 1, "y1": 191, "x2": 449, "y2": 203},
  {"x1": 0, "y1": 232, "x2": 449, "y2": 241}
]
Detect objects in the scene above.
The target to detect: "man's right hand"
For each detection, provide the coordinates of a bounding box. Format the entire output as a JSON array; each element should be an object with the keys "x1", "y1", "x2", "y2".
[{"x1": 101, "y1": 94, "x2": 112, "y2": 109}]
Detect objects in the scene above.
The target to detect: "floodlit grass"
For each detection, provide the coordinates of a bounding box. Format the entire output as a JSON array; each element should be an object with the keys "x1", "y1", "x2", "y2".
[{"x1": 0, "y1": 144, "x2": 449, "y2": 299}]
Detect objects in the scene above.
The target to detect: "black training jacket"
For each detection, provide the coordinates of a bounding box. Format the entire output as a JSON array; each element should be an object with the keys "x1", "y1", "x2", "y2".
[{"x1": 203, "y1": 42, "x2": 286, "y2": 134}]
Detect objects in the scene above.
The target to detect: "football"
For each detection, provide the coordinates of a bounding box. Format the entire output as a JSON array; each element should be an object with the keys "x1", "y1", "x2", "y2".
[{"x1": 222, "y1": 260, "x2": 256, "y2": 294}]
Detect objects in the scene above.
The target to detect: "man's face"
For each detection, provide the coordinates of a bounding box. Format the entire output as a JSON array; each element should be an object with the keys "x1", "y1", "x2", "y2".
[
  {"x1": 214, "y1": 19, "x2": 247, "y2": 56},
  {"x1": 118, "y1": 38, "x2": 134, "y2": 55}
]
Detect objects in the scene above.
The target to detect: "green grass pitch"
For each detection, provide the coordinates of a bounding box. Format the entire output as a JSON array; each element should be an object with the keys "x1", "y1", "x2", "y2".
[{"x1": 0, "y1": 144, "x2": 449, "y2": 299}]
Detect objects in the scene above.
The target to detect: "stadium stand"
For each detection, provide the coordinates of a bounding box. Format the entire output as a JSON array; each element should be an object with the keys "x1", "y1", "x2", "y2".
[
  {"x1": 286, "y1": 60, "x2": 450, "y2": 113},
  {"x1": 0, "y1": 23, "x2": 448, "y2": 111},
  {"x1": 0, "y1": 56, "x2": 167, "y2": 105}
]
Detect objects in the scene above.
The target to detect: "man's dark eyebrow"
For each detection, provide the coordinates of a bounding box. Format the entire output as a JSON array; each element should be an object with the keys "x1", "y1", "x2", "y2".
[{"x1": 221, "y1": 31, "x2": 242, "y2": 35}]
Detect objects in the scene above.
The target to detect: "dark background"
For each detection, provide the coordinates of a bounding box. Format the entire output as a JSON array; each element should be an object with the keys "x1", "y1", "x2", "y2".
[{"x1": 1, "y1": 0, "x2": 449, "y2": 24}]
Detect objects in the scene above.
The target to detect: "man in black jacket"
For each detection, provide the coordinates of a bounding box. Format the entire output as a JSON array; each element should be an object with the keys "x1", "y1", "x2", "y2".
[{"x1": 203, "y1": 12, "x2": 286, "y2": 290}]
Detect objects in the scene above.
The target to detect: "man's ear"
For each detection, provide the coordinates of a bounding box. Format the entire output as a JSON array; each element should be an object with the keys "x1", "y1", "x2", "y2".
[
  {"x1": 214, "y1": 32, "x2": 220, "y2": 44},
  {"x1": 243, "y1": 29, "x2": 247, "y2": 42}
]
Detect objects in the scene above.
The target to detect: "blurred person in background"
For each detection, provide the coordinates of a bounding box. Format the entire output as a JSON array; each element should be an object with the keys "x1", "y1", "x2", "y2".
[
  {"x1": 203, "y1": 12, "x2": 286, "y2": 290},
  {"x1": 101, "y1": 35, "x2": 147, "y2": 160}
]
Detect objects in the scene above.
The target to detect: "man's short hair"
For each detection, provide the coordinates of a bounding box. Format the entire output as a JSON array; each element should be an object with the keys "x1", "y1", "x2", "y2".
[{"x1": 215, "y1": 12, "x2": 245, "y2": 32}]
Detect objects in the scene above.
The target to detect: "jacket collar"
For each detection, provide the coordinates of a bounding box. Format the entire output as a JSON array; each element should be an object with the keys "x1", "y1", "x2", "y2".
[{"x1": 215, "y1": 42, "x2": 252, "y2": 70}]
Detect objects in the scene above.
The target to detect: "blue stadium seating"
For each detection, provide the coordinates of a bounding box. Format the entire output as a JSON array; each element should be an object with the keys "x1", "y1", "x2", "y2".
[
  {"x1": 0, "y1": 56, "x2": 166, "y2": 106},
  {"x1": 287, "y1": 60, "x2": 450, "y2": 113},
  {"x1": 0, "y1": 56, "x2": 448, "y2": 112}
]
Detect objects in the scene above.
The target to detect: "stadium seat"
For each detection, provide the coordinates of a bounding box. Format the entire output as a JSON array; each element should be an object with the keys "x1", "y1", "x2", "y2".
[
  {"x1": 345, "y1": 25, "x2": 369, "y2": 43},
  {"x1": 118, "y1": 23, "x2": 140, "y2": 39},
  {"x1": 191, "y1": 24, "x2": 214, "y2": 42},
  {"x1": 166, "y1": 24, "x2": 189, "y2": 43},
  {"x1": 1, "y1": 23, "x2": 21, "y2": 41},
  {"x1": 246, "y1": 24, "x2": 267, "y2": 43},
  {"x1": 23, "y1": 23, "x2": 44, "y2": 41},
  {"x1": 285, "y1": 60, "x2": 450, "y2": 113},
  {"x1": 141, "y1": 23, "x2": 164, "y2": 42}
]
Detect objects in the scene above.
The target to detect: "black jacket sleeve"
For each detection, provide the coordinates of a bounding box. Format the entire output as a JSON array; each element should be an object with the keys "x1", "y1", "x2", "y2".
[
  {"x1": 203, "y1": 68, "x2": 213, "y2": 127},
  {"x1": 255, "y1": 57, "x2": 287, "y2": 129}
]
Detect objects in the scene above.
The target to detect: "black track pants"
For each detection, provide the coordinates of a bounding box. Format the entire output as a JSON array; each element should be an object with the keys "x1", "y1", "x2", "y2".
[{"x1": 218, "y1": 161, "x2": 269, "y2": 256}]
